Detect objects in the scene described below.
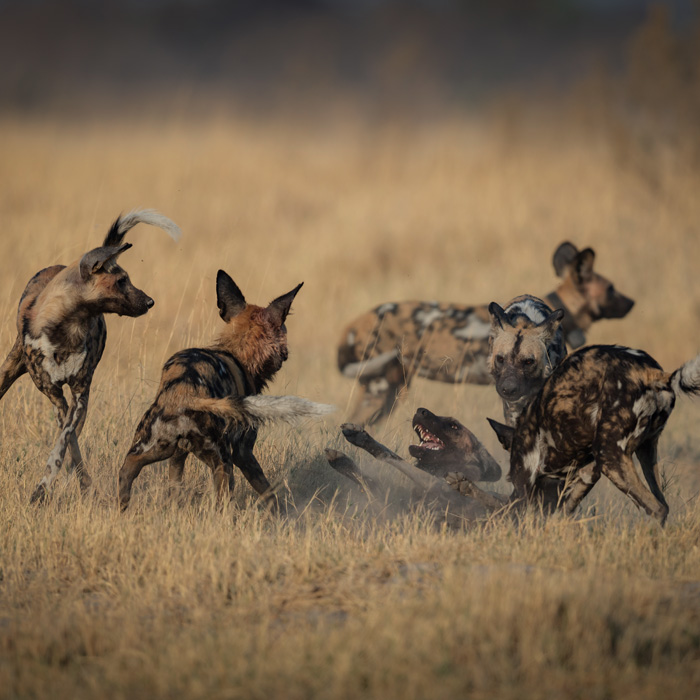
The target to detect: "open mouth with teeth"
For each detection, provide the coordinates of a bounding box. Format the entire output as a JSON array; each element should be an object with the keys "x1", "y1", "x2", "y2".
[{"x1": 412, "y1": 423, "x2": 445, "y2": 451}]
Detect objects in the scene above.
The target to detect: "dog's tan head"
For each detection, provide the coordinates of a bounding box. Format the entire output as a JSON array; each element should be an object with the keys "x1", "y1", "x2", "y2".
[
  {"x1": 215, "y1": 270, "x2": 303, "y2": 383},
  {"x1": 488, "y1": 302, "x2": 564, "y2": 411},
  {"x1": 553, "y1": 242, "x2": 635, "y2": 332}
]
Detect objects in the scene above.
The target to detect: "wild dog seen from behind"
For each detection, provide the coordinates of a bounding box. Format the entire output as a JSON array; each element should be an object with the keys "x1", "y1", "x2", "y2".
[
  {"x1": 488, "y1": 345, "x2": 700, "y2": 525},
  {"x1": 0, "y1": 210, "x2": 181, "y2": 502},
  {"x1": 118, "y1": 271, "x2": 331, "y2": 511}
]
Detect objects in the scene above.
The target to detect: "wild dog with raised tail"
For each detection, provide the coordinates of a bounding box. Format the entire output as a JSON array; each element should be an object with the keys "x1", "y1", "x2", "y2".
[
  {"x1": 118, "y1": 271, "x2": 333, "y2": 511},
  {"x1": 488, "y1": 345, "x2": 700, "y2": 525},
  {"x1": 0, "y1": 210, "x2": 181, "y2": 502},
  {"x1": 338, "y1": 242, "x2": 634, "y2": 425}
]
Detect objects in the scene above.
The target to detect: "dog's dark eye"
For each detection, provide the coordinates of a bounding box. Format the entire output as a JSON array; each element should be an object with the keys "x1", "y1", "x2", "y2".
[
  {"x1": 522, "y1": 357, "x2": 535, "y2": 367},
  {"x1": 495, "y1": 354, "x2": 505, "y2": 366},
  {"x1": 117, "y1": 277, "x2": 128, "y2": 289}
]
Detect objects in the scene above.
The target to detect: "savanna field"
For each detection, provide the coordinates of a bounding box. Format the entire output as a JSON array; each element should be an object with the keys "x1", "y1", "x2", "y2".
[{"x1": 1, "y1": 7, "x2": 700, "y2": 698}]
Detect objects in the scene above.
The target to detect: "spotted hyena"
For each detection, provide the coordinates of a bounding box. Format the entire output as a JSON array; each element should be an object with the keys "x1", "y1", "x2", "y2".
[
  {"x1": 0, "y1": 210, "x2": 181, "y2": 502},
  {"x1": 488, "y1": 345, "x2": 700, "y2": 524},
  {"x1": 337, "y1": 242, "x2": 634, "y2": 425}
]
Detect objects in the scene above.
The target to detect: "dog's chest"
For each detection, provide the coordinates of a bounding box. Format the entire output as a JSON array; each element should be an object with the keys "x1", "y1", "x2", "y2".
[{"x1": 24, "y1": 333, "x2": 89, "y2": 385}]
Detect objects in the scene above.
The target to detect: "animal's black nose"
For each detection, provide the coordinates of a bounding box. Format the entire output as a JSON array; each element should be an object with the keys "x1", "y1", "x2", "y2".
[{"x1": 146, "y1": 297, "x2": 155, "y2": 309}]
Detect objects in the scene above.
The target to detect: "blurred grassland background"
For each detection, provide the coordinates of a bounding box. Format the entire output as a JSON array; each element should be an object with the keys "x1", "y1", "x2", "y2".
[{"x1": 1, "y1": 1, "x2": 700, "y2": 698}]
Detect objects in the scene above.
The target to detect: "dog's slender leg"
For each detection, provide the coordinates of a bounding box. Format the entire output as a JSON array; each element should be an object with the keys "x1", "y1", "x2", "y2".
[
  {"x1": 0, "y1": 336, "x2": 27, "y2": 400},
  {"x1": 30, "y1": 391, "x2": 88, "y2": 503},
  {"x1": 635, "y1": 438, "x2": 669, "y2": 512},
  {"x1": 168, "y1": 451, "x2": 187, "y2": 483},
  {"x1": 192, "y1": 447, "x2": 231, "y2": 505},
  {"x1": 119, "y1": 443, "x2": 177, "y2": 511},
  {"x1": 599, "y1": 450, "x2": 669, "y2": 525},
  {"x1": 65, "y1": 388, "x2": 92, "y2": 492},
  {"x1": 560, "y1": 463, "x2": 601, "y2": 515},
  {"x1": 231, "y1": 431, "x2": 275, "y2": 508}
]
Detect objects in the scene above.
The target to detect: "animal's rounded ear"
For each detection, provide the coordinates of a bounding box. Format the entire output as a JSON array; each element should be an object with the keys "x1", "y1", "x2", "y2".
[
  {"x1": 537, "y1": 307, "x2": 565, "y2": 343},
  {"x1": 487, "y1": 418, "x2": 515, "y2": 452},
  {"x1": 216, "y1": 270, "x2": 247, "y2": 322},
  {"x1": 79, "y1": 243, "x2": 132, "y2": 281},
  {"x1": 488, "y1": 302, "x2": 510, "y2": 331},
  {"x1": 573, "y1": 247, "x2": 595, "y2": 284},
  {"x1": 553, "y1": 241, "x2": 579, "y2": 277},
  {"x1": 268, "y1": 282, "x2": 304, "y2": 326}
]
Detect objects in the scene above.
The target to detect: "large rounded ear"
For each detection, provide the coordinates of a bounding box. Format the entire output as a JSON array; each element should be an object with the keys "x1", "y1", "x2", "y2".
[
  {"x1": 536, "y1": 307, "x2": 565, "y2": 345},
  {"x1": 488, "y1": 302, "x2": 510, "y2": 331},
  {"x1": 553, "y1": 242, "x2": 579, "y2": 277},
  {"x1": 79, "y1": 243, "x2": 132, "y2": 282},
  {"x1": 268, "y1": 282, "x2": 304, "y2": 326},
  {"x1": 216, "y1": 270, "x2": 247, "y2": 322},
  {"x1": 487, "y1": 418, "x2": 515, "y2": 452},
  {"x1": 572, "y1": 247, "x2": 595, "y2": 285}
]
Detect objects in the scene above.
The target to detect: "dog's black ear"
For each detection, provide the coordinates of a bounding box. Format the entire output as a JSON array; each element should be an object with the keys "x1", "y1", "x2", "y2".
[
  {"x1": 553, "y1": 242, "x2": 579, "y2": 277},
  {"x1": 488, "y1": 302, "x2": 510, "y2": 331},
  {"x1": 216, "y1": 270, "x2": 247, "y2": 322},
  {"x1": 79, "y1": 243, "x2": 132, "y2": 281},
  {"x1": 572, "y1": 247, "x2": 595, "y2": 284},
  {"x1": 537, "y1": 307, "x2": 565, "y2": 345},
  {"x1": 487, "y1": 418, "x2": 515, "y2": 452},
  {"x1": 268, "y1": 282, "x2": 303, "y2": 326}
]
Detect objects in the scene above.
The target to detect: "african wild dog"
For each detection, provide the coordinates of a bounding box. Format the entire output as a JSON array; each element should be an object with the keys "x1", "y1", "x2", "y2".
[
  {"x1": 337, "y1": 242, "x2": 634, "y2": 425},
  {"x1": 488, "y1": 345, "x2": 700, "y2": 524},
  {"x1": 0, "y1": 210, "x2": 181, "y2": 502},
  {"x1": 118, "y1": 270, "x2": 332, "y2": 511},
  {"x1": 409, "y1": 407, "x2": 501, "y2": 483},
  {"x1": 488, "y1": 296, "x2": 566, "y2": 427}
]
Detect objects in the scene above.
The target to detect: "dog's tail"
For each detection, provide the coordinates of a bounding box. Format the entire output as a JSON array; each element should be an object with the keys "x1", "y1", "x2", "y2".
[
  {"x1": 190, "y1": 395, "x2": 335, "y2": 428},
  {"x1": 103, "y1": 209, "x2": 182, "y2": 247},
  {"x1": 670, "y1": 352, "x2": 700, "y2": 398}
]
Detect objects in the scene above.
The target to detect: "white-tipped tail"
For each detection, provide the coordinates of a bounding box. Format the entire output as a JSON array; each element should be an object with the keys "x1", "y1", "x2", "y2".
[
  {"x1": 242, "y1": 395, "x2": 335, "y2": 425},
  {"x1": 341, "y1": 349, "x2": 399, "y2": 379},
  {"x1": 670, "y1": 352, "x2": 700, "y2": 397},
  {"x1": 189, "y1": 394, "x2": 335, "y2": 428},
  {"x1": 119, "y1": 209, "x2": 182, "y2": 242}
]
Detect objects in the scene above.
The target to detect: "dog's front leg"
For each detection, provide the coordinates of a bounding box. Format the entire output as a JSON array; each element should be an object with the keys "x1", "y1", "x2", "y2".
[{"x1": 30, "y1": 392, "x2": 89, "y2": 503}]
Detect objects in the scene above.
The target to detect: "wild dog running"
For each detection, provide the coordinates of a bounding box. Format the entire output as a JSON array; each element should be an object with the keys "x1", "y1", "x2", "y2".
[
  {"x1": 0, "y1": 210, "x2": 181, "y2": 502},
  {"x1": 337, "y1": 242, "x2": 634, "y2": 425},
  {"x1": 118, "y1": 270, "x2": 333, "y2": 511},
  {"x1": 488, "y1": 345, "x2": 700, "y2": 524}
]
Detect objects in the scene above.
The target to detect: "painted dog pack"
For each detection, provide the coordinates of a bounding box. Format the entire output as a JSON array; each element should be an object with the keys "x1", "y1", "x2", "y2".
[{"x1": 338, "y1": 242, "x2": 634, "y2": 425}]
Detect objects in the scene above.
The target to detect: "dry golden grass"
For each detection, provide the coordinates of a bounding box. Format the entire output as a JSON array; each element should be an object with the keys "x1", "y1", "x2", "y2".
[{"x1": 1, "y1": 22, "x2": 700, "y2": 694}]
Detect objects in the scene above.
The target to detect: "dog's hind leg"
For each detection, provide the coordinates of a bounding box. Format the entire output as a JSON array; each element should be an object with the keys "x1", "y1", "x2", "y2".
[
  {"x1": 598, "y1": 449, "x2": 669, "y2": 525},
  {"x1": 64, "y1": 388, "x2": 92, "y2": 492},
  {"x1": 348, "y1": 365, "x2": 411, "y2": 426},
  {"x1": 560, "y1": 463, "x2": 601, "y2": 515},
  {"x1": 119, "y1": 442, "x2": 178, "y2": 511},
  {"x1": 192, "y1": 447, "x2": 233, "y2": 505},
  {"x1": 231, "y1": 431, "x2": 276, "y2": 509},
  {"x1": 0, "y1": 336, "x2": 27, "y2": 400},
  {"x1": 635, "y1": 437, "x2": 669, "y2": 513}
]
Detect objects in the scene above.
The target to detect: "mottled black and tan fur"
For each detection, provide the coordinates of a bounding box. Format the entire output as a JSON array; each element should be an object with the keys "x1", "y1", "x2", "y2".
[
  {"x1": 118, "y1": 271, "x2": 332, "y2": 511},
  {"x1": 338, "y1": 242, "x2": 634, "y2": 425},
  {"x1": 0, "y1": 210, "x2": 181, "y2": 502},
  {"x1": 489, "y1": 345, "x2": 700, "y2": 525},
  {"x1": 488, "y1": 296, "x2": 566, "y2": 427}
]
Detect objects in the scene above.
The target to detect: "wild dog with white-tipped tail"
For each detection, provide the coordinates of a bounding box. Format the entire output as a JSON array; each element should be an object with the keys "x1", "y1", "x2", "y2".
[
  {"x1": 0, "y1": 210, "x2": 181, "y2": 502},
  {"x1": 118, "y1": 271, "x2": 333, "y2": 511},
  {"x1": 488, "y1": 345, "x2": 700, "y2": 525}
]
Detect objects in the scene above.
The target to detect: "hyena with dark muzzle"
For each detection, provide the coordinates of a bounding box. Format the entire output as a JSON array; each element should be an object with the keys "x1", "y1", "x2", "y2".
[
  {"x1": 118, "y1": 271, "x2": 332, "y2": 511},
  {"x1": 337, "y1": 242, "x2": 634, "y2": 426},
  {"x1": 488, "y1": 345, "x2": 700, "y2": 525}
]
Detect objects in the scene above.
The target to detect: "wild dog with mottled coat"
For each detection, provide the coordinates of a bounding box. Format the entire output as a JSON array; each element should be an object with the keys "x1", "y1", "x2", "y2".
[
  {"x1": 0, "y1": 210, "x2": 181, "y2": 502},
  {"x1": 488, "y1": 345, "x2": 700, "y2": 524},
  {"x1": 118, "y1": 271, "x2": 332, "y2": 511},
  {"x1": 337, "y1": 242, "x2": 634, "y2": 425},
  {"x1": 488, "y1": 296, "x2": 566, "y2": 427}
]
